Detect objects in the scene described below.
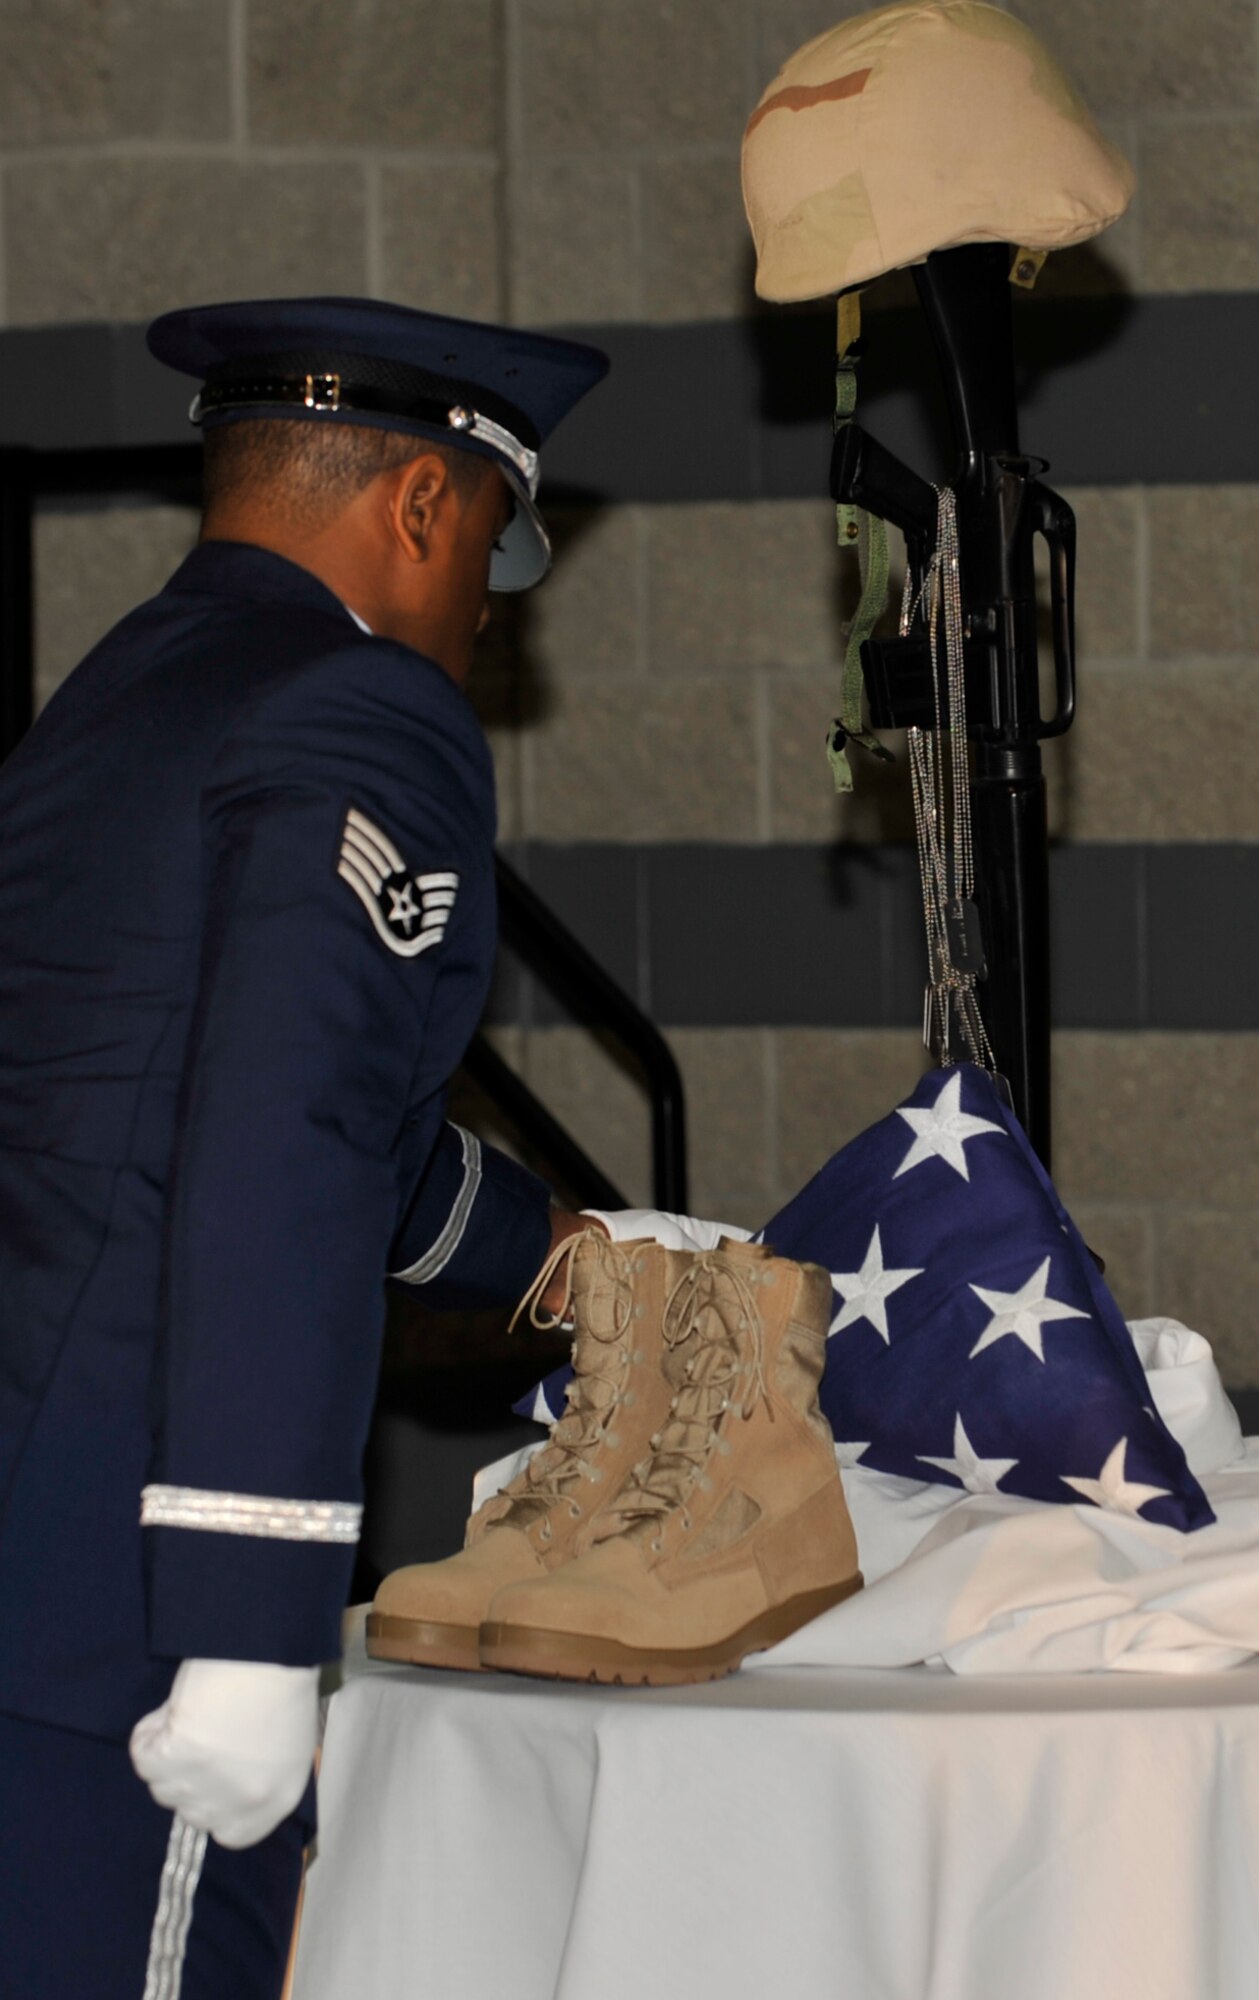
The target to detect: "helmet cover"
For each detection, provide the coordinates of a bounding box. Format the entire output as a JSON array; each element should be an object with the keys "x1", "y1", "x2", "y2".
[{"x1": 742, "y1": 1, "x2": 1136, "y2": 302}]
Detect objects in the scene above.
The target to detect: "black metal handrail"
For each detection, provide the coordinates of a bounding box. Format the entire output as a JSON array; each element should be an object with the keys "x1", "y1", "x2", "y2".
[
  {"x1": 494, "y1": 854, "x2": 687, "y2": 1208},
  {"x1": 0, "y1": 441, "x2": 688, "y2": 1211}
]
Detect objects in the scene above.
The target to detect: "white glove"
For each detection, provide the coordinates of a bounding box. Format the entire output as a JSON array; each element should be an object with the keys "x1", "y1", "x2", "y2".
[
  {"x1": 129, "y1": 1657, "x2": 320, "y2": 1850},
  {"x1": 582, "y1": 1207, "x2": 755, "y2": 1253}
]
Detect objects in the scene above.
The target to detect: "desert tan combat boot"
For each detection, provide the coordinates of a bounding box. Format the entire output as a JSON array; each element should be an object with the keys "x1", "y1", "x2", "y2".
[
  {"x1": 366, "y1": 1229, "x2": 700, "y2": 1672},
  {"x1": 480, "y1": 1240, "x2": 861, "y2": 1684}
]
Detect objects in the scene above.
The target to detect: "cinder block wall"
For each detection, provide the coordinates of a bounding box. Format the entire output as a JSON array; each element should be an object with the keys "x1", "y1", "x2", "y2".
[{"x1": 11, "y1": 1, "x2": 1259, "y2": 1387}]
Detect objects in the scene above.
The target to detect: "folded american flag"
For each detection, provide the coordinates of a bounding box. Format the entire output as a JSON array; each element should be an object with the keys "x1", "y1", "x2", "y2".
[{"x1": 517, "y1": 1064, "x2": 1213, "y2": 1532}]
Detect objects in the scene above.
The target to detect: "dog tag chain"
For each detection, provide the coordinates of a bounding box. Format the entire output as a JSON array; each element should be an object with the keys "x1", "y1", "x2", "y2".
[{"x1": 904, "y1": 487, "x2": 998, "y2": 1077}]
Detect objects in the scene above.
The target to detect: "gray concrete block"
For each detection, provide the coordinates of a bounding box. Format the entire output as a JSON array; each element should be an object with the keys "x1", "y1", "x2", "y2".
[
  {"x1": 753, "y1": 0, "x2": 874, "y2": 90},
  {"x1": 1157, "y1": 1209, "x2": 1259, "y2": 1389},
  {"x1": 1061, "y1": 486, "x2": 1141, "y2": 660},
  {"x1": 518, "y1": 1025, "x2": 654, "y2": 1206},
  {"x1": 766, "y1": 674, "x2": 915, "y2": 844},
  {"x1": 1143, "y1": 117, "x2": 1259, "y2": 293},
  {"x1": 511, "y1": 159, "x2": 640, "y2": 327},
  {"x1": 1053, "y1": 1030, "x2": 1259, "y2": 1207},
  {"x1": 523, "y1": 505, "x2": 642, "y2": 679},
  {"x1": 1042, "y1": 665, "x2": 1259, "y2": 842},
  {"x1": 1147, "y1": 486, "x2": 1259, "y2": 657},
  {"x1": 524, "y1": 676, "x2": 760, "y2": 841},
  {"x1": 774, "y1": 1028, "x2": 928, "y2": 1203},
  {"x1": 1067, "y1": 1203, "x2": 1156, "y2": 1321},
  {"x1": 377, "y1": 160, "x2": 505, "y2": 320},
  {"x1": 517, "y1": 0, "x2": 749, "y2": 153},
  {"x1": 34, "y1": 502, "x2": 198, "y2": 709},
  {"x1": 646, "y1": 500, "x2": 845, "y2": 673},
  {"x1": 378, "y1": 160, "x2": 504, "y2": 321},
  {"x1": 0, "y1": 0, "x2": 230, "y2": 147},
  {"x1": 247, "y1": 0, "x2": 499, "y2": 147},
  {"x1": 640, "y1": 154, "x2": 752, "y2": 325},
  {"x1": 5, "y1": 158, "x2": 368, "y2": 327},
  {"x1": 668, "y1": 1027, "x2": 774, "y2": 1227}
]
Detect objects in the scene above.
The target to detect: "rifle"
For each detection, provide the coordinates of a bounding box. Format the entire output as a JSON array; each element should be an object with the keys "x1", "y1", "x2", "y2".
[{"x1": 832, "y1": 240, "x2": 1076, "y2": 1168}]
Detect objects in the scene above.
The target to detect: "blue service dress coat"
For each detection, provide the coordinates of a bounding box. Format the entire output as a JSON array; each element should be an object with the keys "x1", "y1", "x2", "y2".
[{"x1": 0, "y1": 539, "x2": 554, "y2": 1742}]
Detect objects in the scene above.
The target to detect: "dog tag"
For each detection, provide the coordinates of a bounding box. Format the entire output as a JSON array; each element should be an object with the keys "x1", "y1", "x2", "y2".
[{"x1": 944, "y1": 896, "x2": 987, "y2": 979}]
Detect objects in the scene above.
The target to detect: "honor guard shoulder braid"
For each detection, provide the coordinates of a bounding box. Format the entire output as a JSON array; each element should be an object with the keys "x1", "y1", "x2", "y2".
[{"x1": 147, "y1": 295, "x2": 609, "y2": 591}]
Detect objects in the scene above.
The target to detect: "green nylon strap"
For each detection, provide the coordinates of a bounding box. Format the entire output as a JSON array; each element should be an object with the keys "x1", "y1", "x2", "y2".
[{"x1": 828, "y1": 350, "x2": 893, "y2": 794}]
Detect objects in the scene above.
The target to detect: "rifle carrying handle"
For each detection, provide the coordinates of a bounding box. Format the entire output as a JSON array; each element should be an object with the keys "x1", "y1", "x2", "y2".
[{"x1": 1032, "y1": 482, "x2": 1076, "y2": 740}]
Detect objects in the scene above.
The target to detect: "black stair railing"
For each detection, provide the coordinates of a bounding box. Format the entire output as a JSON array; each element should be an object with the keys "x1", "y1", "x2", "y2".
[{"x1": 0, "y1": 442, "x2": 688, "y2": 1213}]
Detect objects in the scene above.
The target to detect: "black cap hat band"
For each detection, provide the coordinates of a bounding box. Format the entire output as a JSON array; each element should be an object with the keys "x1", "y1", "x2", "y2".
[{"x1": 190, "y1": 374, "x2": 540, "y2": 496}]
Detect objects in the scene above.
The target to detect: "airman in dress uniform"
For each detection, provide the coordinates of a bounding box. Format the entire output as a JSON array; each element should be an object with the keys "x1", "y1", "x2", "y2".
[{"x1": 0, "y1": 296, "x2": 608, "y2": 2000}]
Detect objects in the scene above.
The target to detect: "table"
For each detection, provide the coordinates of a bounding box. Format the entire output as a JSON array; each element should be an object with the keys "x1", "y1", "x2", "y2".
[{"x1": 291, "y1": 1648, "x2": 1259, "y2": 2000}]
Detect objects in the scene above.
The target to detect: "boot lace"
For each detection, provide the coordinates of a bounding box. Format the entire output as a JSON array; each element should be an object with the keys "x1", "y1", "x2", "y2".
[
  {"x1": 482, "y1": 1230, "x2": 638, "y2": 1533},
  {"x1": 596, "y1": 1252, "x2": 770, "y2": 1544}
]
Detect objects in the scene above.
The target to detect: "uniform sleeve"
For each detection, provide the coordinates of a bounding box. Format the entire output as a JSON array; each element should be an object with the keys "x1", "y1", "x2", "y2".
[
  {"x1": 142, "y1": 664, "x2": 495, "y2": 1668},
  {"x1": 388, "y1": 1120, "x2": 554, "y2": 1311}
]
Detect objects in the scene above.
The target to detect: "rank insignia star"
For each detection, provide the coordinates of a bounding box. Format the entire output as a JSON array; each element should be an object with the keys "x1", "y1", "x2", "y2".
[{"x1": 337, "y1": 807, "x2": 458, "y2": 958}]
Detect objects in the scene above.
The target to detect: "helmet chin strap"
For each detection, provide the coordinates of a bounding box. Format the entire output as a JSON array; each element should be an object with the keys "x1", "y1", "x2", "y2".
[{"x1": 827, "y1": 289, "x2": 895, "y2": 798}]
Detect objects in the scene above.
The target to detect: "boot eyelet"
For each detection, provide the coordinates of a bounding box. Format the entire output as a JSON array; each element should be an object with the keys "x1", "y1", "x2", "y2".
[
  {"x1": 569, "y1": 1503, "x2": 582, "y2": 1519},
  {"x1": 605, "y1": 1432, "x2": 620, "y2": 1449},
  {"x1": 633, "y1": 1304, "x2": 646, "y2": 1319},
  {"x1": 651, "y1": 1539, "x2": 664, "y2": 1553},
  {"x1": 591, "y1": 1468, "x2": 604, "y2": 1482}
]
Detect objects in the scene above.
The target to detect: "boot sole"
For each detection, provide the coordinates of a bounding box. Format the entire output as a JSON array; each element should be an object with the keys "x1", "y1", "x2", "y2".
[
  {"x1": 479, "y1": 1573, "x2": 863, "y2": 1686},
  {"x1": 365, "y1": 1611, "x2": 483, "y2": 1673}
]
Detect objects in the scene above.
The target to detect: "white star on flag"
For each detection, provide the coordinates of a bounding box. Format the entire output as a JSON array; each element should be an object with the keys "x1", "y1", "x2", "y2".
[
  {"x1": 917, "y1": 1414, "x2": 1018, "y2": 1494},
  {"x1": 968, "y1": 1256, "x2": 1089, "y2": 1362},
  {"x1": 1062, "y1": 1438, "x2": 1171, "y2": 1516},
  {"x1": 894, "y1": 1071, "x2": 1005, "y2": 1181},
  {"x1": 828, "y1": 1225, "x2": 924, "y2": 1342},
  {"x1": 833, "y1": 1439, "x2": 871, "y2": 1468}
]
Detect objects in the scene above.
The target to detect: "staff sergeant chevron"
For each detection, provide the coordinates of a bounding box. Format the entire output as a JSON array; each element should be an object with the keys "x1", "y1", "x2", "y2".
[{"x1": 336, "y1": 806, "x2": 459, "y2": 958}]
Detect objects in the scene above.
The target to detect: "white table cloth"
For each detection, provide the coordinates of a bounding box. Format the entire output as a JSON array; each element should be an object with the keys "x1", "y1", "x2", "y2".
[{"x1": 292, "y1": 1648, "x2": 1259, "y2": 2000}]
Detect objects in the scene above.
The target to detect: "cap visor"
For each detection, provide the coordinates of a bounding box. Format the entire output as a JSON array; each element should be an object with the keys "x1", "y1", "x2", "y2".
[{"x1": 490, "y1": 470, "x2": 551, "y2": 592}]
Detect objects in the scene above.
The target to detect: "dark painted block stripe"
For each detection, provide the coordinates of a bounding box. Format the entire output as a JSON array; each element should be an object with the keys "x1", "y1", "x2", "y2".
[
  {"x1": 8, "y1": 294, "x2": 1259, "y2": 495},
  {"x1": 1049, "y1": 846, "x2": 1145, "y2": 1030},
  {"x1": 644, "y1": 843, "x2": 912, "y2": 1028},
  {"x1": 1146, "y1": 847, "x2": 1259, "y2": 1031},
  {"x1": 494, "y1": 841, "x2": 1259, "y2": 1033}
]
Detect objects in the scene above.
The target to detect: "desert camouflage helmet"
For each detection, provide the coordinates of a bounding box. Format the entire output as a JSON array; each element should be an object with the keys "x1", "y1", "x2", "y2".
[{"x1": 742, "y1": 1, "x2": 1135, "y2": 302}]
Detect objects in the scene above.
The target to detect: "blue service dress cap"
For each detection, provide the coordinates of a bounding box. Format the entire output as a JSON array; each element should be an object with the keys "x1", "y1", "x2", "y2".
[{"x1": 147, "y1": 296, "x2": 609, "y2": 591}]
